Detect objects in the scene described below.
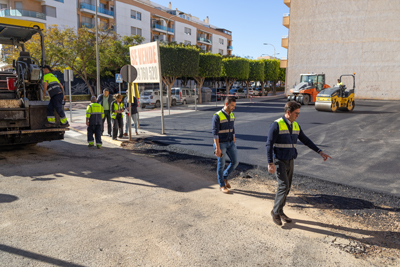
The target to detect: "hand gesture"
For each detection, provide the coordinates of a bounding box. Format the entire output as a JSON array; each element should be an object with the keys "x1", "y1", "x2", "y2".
[{"x1": 319, "y1": 151, "x2": 332, "y2": 161}]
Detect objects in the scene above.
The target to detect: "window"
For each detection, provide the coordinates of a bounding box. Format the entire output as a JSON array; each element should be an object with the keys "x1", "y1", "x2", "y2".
[
  {"x1": 219, "y1": 49, "x2": 224, "y2": 55},
  {"x1": 100, "y1": 3, "x2": 106, "y2": 9},
  {"x1": 54, "y1": 0, "x2": 64, "y2": 3},
  {"x1": 81, "y1": 16, "x2": 92, "y2": 24},
  {"x1": 42, "y1": 6, "x2": 57, "y2": 18},
  {"x1": 131, "y1": 27, "x2": 142, "y2": 36},
  {"x1": 184, "y1": 27, "x2": 191, "y2": 35},
  {"x1": 184, "y1": 40, "x2": 191, "y2": 45},
  {"x1": 15, "y1": 2, "x2": 23, "y2": 9},
  {"x1": 219, "y1": 38, "x2": 224, "y2": 45},
  {"x1": 110, "y1": 6, "x2": 114, "y2": 12},
  {"x1": 0, "y1": 4, "x2": 7, "y2": 9},
  {"x1": 131, "y1": 10, "x2": 141, "y2": 20}
]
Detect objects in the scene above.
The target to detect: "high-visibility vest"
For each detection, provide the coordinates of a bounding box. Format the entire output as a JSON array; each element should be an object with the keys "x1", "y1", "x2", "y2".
[
  {"x1": 43, "y1": 73, "x2": 62, "y2": 97},
  {"x1": 214, "y1": 110, "x2": 235, "y2": 142},
  {"x1": 273, "y1": 117, "x2": 300, "y2": 160},
  {"x1": 111, "y1": 101, "x2": 124, "y2": 119},
  {"x1": 337, "y1": 82, "x2": 343, "y2": 86},
  {"x1": 86, "y1": 103, "x2": 105, "y2": 125}
]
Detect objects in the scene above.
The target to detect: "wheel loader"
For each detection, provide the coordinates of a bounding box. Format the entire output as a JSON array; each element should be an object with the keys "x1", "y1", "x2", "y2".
[
  {"x1": 315, "y1": 74, "x2": 356, "y2": 112},
  {"x1": 0, "y1": 18, "x2": 67, "y2": 147},
  {"x1": 287, "y1": 73, "x2": 330, "y2": 105}
]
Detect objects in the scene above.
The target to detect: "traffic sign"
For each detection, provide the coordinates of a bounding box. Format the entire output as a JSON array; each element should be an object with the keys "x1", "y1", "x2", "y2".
[
  {"x1": 115, "y1": 73, "x2": 123, "y2": 83},
  {"x1": 120, "y1": 65, "x2": 137, "y2": 83}
]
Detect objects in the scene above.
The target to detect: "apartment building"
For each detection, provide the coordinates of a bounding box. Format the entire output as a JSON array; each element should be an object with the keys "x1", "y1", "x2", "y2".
[
  {"x1": 0, "y1": 0, "x2": 233, "y2": 56},
  {"x1": 282, "y1": 0, "x2": 400, "y2": 100}
]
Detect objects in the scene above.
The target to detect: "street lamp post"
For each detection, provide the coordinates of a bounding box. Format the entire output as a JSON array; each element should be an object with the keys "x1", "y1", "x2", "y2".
[
  {"x1": 263, "y1": 43, "x2": 276, "y2": 59},
  {"x1": 95, "y1": 0, "x2": 100, "y2": 96}
]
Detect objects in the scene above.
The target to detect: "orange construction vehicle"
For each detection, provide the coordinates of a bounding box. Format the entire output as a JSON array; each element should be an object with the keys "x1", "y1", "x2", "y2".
[{"x1": 287, "y1": 73, "x2": 330, "y2": 105}]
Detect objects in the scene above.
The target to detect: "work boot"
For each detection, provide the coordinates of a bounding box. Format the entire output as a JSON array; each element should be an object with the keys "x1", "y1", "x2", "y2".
[
  {"x1": 220, "y1": 186, "x2": 230, "y2": 194},
  {"x1": 61, "y1": 122, "x2": 70, "y2": 128},
  {"x1": 280, "y1": 212, "x2": 292, "y2": 223},
  {"x1": 97, "y1": 144, "x2": 102, "y2": 149},
  {"x1": 271, "y1": 210, "x2": 282, "y2": 226},
  {"x1": 224, "y1": 179, "x2": 231, "y2": 189},
  {"x1": 88, "y1": 142, "x2": 94, "y2": 147}
]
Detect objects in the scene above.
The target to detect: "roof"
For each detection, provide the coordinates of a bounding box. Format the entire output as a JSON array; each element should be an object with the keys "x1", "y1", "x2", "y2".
[{"x1": 0, "y1": 18, "x2": 45, "y2": 45}]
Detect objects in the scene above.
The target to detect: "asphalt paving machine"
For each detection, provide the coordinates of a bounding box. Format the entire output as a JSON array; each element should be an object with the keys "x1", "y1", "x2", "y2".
[
  {"x1": 288, "y1": 73, "x2": 330, "y2": 105},
  {"x1": 315, "y1": 74, "x2": 356, "y2": 112},
  {"x1": 0, "y1": 18, "x2": 67, "y2": 147}
]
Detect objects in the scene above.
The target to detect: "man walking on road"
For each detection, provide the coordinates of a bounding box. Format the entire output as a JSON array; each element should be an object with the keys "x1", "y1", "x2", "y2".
[
  {"x1": 86, "y1": 96, "x2": 104, "y2": 149},
  {"x1": 213, "y1": 96, "x2": 239, "y2": 194},
  {"x1": 266, "y1": 101, "x2": 331, "y2": 226},
  {"x1": 97, "y1": 88, "x2": 113, "y2": 136}
]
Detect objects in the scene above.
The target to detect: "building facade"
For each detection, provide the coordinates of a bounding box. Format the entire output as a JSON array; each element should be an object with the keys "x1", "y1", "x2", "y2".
[
  {"x1": 0, "y1": 0, "x2": 233, "y2": 56},
  {"x1": 282, "y1": 0, "x2": 400, "y2": 100}
]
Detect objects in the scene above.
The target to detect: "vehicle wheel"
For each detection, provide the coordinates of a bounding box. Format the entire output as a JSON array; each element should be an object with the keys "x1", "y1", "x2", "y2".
[
  {"x1": 303, "y1": 95, "x2": 310, "y2": 105},
  {"x1": 331, "y1": 99, "x2": 338, "y2": 112},
  {"x1": 141, "y1": 104, "x2": 146, "y2": 109},
  {"x1": 155, "y1": 101, "x2": 160, "y2": 108},
  {"x1": 347, "y1": 100, "x2": 355, "y2": 112},
  {"x1": 172, "y1": 99, "x2": 176, "y2": 106},
  {"x1": 287, "y1": 96, "x2": 291, "y2": 101},
  {"x1": 297, "y1": 96, "x2": 303, "y2": 105},
  {"x1": 183, "y1": 100, "x2": 187, "y2": 105}
]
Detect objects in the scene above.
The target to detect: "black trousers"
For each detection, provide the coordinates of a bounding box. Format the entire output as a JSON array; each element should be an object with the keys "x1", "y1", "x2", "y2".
[
  {"x1": 272, "y1": 159, "x2": 294, "y2": 215},
  {"x1": 112, "y1": 115, "x2": 123, "y2": 139},
  {"x1": 102, "y1": 110, "x2": 112, "y2": 135},
  {"x1": 87, "y1": 124, "x2": 102, "y2": 144}
]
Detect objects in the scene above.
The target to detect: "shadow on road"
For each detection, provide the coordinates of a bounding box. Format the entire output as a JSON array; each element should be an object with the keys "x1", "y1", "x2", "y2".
[
  {"x1": 0, "y1": 244, "x2": 85, "y2": 267},
  {"x1": 0, "y1": 194, "x2": 19, "y2": 203}
]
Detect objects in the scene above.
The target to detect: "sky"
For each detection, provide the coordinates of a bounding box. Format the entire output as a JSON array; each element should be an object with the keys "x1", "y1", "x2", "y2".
[{"x1": 156, "y1": 0, "x2": 290, "y2": 59}]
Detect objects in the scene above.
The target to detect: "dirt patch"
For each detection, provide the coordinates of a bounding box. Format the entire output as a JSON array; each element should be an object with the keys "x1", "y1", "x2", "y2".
[{"x1": 121, "y1": 138, "x2": 400, "y2": 266}]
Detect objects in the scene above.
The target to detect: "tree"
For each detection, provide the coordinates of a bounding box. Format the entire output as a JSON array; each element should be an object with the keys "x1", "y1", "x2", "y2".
[
  {"x1": 278, "y1": 66, "x2": 286, "y2": 83},
  {"x1": 193, "y1": 52, "x2": 222, "y2": 104},
  {"x1": 244, "y1": 60, "x2": 264, "y2": 98},
  {"x1": 160, "y1": 44, "x2": 199, "y2": 106},
  {"x1": 264, "y1": 59, "x2": 280, "y2": 96},
  {"x1": 221, "y1": 57, "x2": 249, "y2": 92}
]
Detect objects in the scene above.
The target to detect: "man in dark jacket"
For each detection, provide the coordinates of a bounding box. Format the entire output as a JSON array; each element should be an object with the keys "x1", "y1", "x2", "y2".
[
  {"x1": 266, "y1": 101, "x2": 331, "y2": 226},
  {"x1": 97, "y1": 88, "x2": 113, "y2": 136}
]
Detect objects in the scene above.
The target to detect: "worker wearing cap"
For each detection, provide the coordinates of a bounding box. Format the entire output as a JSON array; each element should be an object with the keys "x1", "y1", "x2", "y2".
[
  {"x1": 86, "y1": 96, "x2": 105, "y2": 149},
  {"x1": 42, "y1": 65, "x2": 69, "y2": 127}
]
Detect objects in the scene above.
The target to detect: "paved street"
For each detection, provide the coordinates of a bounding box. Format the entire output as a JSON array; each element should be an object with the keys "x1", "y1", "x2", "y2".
[
  {"x1": 136, "y1": 97, "x2": 400, "y2": 197},
  {"x1": 1, "y1": 129, "x2": 384, "y2": 266}
]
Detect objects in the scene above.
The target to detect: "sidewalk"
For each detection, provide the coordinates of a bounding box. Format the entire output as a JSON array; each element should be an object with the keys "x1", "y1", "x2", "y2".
[{"x1": 68, "y1": 92, "x2": 285, "y2": 145}]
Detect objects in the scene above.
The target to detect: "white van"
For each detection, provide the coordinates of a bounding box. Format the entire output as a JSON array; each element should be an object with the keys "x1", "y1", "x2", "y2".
[{"x1": 140, "y1": 90, "x2": 177, "y2": 108}]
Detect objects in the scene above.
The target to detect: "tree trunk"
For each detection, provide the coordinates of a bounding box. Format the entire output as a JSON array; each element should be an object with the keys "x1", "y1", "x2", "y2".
[
  {"x1": 273, "y1": 81, "x2": 277, "y2": 96},
  {"x1": 162, "y1": 76, "x2": 177, "y2": 107},
  {"x1": 245, "y1": 81, "x2": 250, "y2": 99},
  {"x1": 79, "y1": 76, "x2": 95, "y2": 96},
  {"x1": 193, "y1": 77, "x2": 205, "y2": 104},
  {"x1": 224, "y1": 78, "x2": 235, "y2": 92}
]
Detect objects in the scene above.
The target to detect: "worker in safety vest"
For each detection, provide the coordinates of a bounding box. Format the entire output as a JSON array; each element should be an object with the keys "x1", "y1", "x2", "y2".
[
  {"x1": 337, "y1": 79, "x2": 343, "y2": 86},
  {"x1": 42, "y1": 65, "x2": 69, "y2": 127},
  {"x1": 266, "y1": 101, "x2": 331, "y2": 226},
  {"x1": 86, "y1": 96, "x2": 105, "y2": 149},
  {"x1": 110, "y1": 94, "x2": 124, "y2": 140},
  {"x1": 212, "y1": 96, "x2": 239, "y2": 194}
]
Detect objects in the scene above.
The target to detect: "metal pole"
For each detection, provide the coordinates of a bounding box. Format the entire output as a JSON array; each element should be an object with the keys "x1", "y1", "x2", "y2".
[
  {"x1": 195, "y1": 86, "x2": 197, "y2": 111},
  {"x1": 119, "y1": 83, "x2": 121, "y2": 94},
  {"x1": 69, "y1": 76, "x2": 72, "y2": 122},
  {"x1": 95, "y1": 1, "x2": 100, "y2": 96},
  {"x1": 215, "y1": 88, "x2": 217, "y2": 107},
  {"x1": 157, "y1": 41, "x2": 165, "y2": 134}
]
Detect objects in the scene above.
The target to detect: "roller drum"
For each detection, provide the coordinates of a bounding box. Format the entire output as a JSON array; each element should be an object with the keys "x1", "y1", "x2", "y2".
[{"x1": 315, "y1": 101, "x2": 332, "y2": 112}]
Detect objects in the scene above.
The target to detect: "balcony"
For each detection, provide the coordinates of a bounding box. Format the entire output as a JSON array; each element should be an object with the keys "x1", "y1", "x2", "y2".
[
  {"x1": 153, "y1": 35, "x2": 166, "y2": 42},
  {"x1": 80, "y1": 3, "x2": 114, "y2": 18},
  {"x1": 0, "y1": 9, "x2": 46, "y2": 20},
  {"x1": 152, "y1": 24, "x2": 174, "y2": 35},
  {"x1": 280, "y1": 57, "x2": 287, "y2": 69},
  {"x1": 81, "y1": 22, "x2": 95, "y2": 29},
  {"x1": 197, "y1": 37, "x2": 212, "y2": 44},
  {"x1": 281, "y1": 35, "x2": 288, "y2": 49},
  {"x1": 283, "y1": 13, "x2": 290, "y2": 28},
  {"x1": 284, "y1": 0, "x2": 290, "y2": 8},
  {"x1": 167, "y1": 27, "x2": 174, "y2": 34},
  {"x1": 227, "y1": 45, "x2": 233, "y2": 50}
]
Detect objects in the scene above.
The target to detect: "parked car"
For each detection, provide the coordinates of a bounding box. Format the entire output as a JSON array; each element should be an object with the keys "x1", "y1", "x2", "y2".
[
  {"x1": 243, "y1": 88, "x2": 255, "y2": 96},
  {"x1": 253, "y1": 87, "x2": 263, "y2": 96},
  {"x1": 229, "y1": 88, "x2": 245, "y2": 99},
  {"x1": 171, "y1": 87, "x2": 198, "y2": 105},
  {"x1": 211, "y1": 88, "x2": 226, "y2": 101},
  {"x1": 140, "y1": 89, "x2": 177, "y2": 108}
]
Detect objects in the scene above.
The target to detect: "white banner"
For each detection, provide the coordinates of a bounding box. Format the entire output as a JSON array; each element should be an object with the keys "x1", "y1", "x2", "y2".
[{"x1": 129, "y1": 41, "x2": 162, "y2": 84}]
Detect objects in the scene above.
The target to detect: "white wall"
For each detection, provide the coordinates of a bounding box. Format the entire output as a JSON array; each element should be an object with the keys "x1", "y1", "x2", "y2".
[
  {"x1": 115, "y1": 1, "x2": 151, "y2": 43},
  {"x1": 43, "y1": 0, "x2": 78, "y2": 30},
  {"x1": 211, "y1": 34, "x2": 227, "y2": 55},
  {"x1": 174, "y1": 21, "x2": 196, "y2": 45}
]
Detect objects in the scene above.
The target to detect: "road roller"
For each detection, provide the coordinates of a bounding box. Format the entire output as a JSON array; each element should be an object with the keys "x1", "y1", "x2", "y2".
[
  {"x1": 315, "y1": 74, "x2": 355, "y2": 112},
  {"x1": 287, "y1": 73, "x2": 330, "y2": 105}
]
